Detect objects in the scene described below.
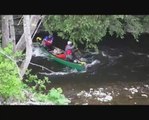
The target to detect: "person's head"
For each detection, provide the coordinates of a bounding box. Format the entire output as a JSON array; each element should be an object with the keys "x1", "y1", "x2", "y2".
[
  {"x1": 67, "y1": 41, "x2": 72, "y2": 45},
  {"x1": 49, "y1": 35, "x2": 53, "y2": 39}
]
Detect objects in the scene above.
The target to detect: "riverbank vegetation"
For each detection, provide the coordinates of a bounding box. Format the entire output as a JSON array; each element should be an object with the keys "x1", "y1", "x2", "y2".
[
  {"x1": 0, "y1": 40, "x2": 70, "y2": 105},
  {"x1": 43, "y1": 15, "x2": 149, "y2": 52}
]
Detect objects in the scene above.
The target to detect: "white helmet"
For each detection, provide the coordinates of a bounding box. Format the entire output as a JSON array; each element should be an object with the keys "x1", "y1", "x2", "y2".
[{"x1": 67, "y1": 41, "x2": 72, "y2": 45}]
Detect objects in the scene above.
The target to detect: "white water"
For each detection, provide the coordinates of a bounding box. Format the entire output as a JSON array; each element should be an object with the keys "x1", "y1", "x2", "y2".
[
  {"x1": 32, "y1": 46, "x2": 101, "y2": 75},
  {"x1": 39, "y1": 68, "x2": 85, "y2": 76},
  {"x1": 86, "y1": 59, "x2": 101, "y2": 68},
  {"x1": 32, "y1": 46, "x2": 49, "y2": 57}
]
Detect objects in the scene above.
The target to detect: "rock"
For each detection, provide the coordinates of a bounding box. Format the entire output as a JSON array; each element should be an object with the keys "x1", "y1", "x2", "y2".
[
  {"x1": 141, "y1": 94, "x2": 148, "y2": 98},
  {"x1": 90, "y1": 88, "x2": 93, "y2": 91},
  {"x1": 128, "y1": 95, "x2": 133, "y2": 99},
  {"x1": 124, "y1": 88, "x2": 128, "y2": 90},
  {"x1": 134, "y1": 102, "x2": 137, "y2": 104},
  {"x1": 99, "y1": 92, "x2": 107, "y2": 97},
  {"x1": 84, "y1": 93, "x2": 92, "y2": 98},
  {"x1": 129, "y1": 88, "x2": 138, "y2": 94},
  {"x1": 144, "y1": 85, "x2": 149, "y2": 88},
  {"x1": 77, "y1": 91, "x2": 86, "y2": 97},
  {"x1": 82, "y1": 103, "x2": 88, "y2": 105},
  {"x1": 104, "y1": 95, "x2": 113, "y2": 102}
]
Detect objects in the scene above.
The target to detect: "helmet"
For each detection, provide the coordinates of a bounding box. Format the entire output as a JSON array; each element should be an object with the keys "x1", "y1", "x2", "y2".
[
  {"x1": 67, "y1": 41, "x2": 72, "y2": 45},
  {"x1": 36, "y1": 37, "x2": 42, "y2": 41}
]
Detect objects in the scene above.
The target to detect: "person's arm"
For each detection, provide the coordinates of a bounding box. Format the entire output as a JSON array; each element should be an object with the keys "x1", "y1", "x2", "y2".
[
  {"x1": 69, "y1": 45, "x2": 75, "y2": 49},
  {"x1": 65, "y1": 45, "x2": 74, "y2": 50}
]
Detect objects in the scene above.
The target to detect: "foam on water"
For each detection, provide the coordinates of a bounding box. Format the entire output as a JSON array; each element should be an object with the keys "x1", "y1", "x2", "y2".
[
  {"x1": 86, "y1": 59, "x2": 100, "y2": 68},
  {"x1": 39, "y1": 69, "x2": 82, "y2": 76},
  {"x1": 32, "y1": 46, "x2": 49, "y2": 57}
]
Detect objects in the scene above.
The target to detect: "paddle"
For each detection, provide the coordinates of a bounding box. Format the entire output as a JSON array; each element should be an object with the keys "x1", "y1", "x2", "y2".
[
  {"x1": 72, "y1": 48, "x2": 87, "y2": 65},
  {"x1": 74, "y1": 48, "x2": 82, "y2": 58}
]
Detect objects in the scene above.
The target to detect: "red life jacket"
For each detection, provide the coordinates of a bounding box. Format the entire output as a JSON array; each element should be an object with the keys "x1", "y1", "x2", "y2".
[
  {"x1": 44, "y1": 40, "x2": 52, "y2": 46},
  {"x1": 66, "y1": 49, "x2": 72, "y2": 55}
]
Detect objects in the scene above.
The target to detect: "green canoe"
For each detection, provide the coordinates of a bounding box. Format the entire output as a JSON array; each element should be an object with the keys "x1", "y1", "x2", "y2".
[{"x1": 41, "y1": 46, "x2": 86, "y2": 71}]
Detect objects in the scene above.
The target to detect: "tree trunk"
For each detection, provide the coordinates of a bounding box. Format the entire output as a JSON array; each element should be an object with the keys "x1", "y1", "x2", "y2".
[
  {"x1": 2, "y1": 15, "x2": 10, "y2": 48},
  {"x1": 8, "y1": 15, "x2": 16, "y2": 52},
  {"x1": 20, "y1": 15, "x2": 32, "y2": 77},
  {"x1": 15, "y1": 15, "x2": 44, "y2": 52}
]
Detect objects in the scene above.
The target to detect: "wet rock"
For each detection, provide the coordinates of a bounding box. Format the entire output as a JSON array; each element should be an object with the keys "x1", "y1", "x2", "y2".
[
  {"x1": 107, "y1": 92, "x2": 112, "y2": 96},
  {"x1": 89, "y1": 88, "x2": 94, "y2": 93},
  {"x1": 111, "y1": 91, "x2": 114, "y2": 95},
  {"x1": 136, "y1": 86, "x2": 140, "y2": 89},
  {"x1": 128, "y1": 95, "x2": 133, "y2": 99},
  {"x1": 141, "y1": 94, "x2": 148, "y2": 98},
  {"x1": 77, "y1": 90, "x2": 86, "y2": 97},
  {"x1": 92, "y1": 90, "x2": 100, "y2": 96},
  {"x1": 104, "y1": 95, "x2": 113, "y2": 102},
  {"x1": 84, "y1": 92, "x2": 92, "y2": 98},
  {"x1": 90, "y1": 88, "x2": 93, "y2": 91},
  {"x1": 82, "y1": 103, "x2": 88, "y2": 105},
  {"x1": 75, "y1": 103, "x2": 79, "y2": 105},
  {"x1": 99, "y1": 92, "x2": 107, "y2": 97},
  {"x1": 115, "y1": 92, "x2": 120, "y2": 96},
  {"x1": 77, "y1": 88, "x2": 113, "y2": 103},
  {"x1": 124, "y1": 88, "x2": 128, "y2": 90},
  {"x1": 129, "y1": 88, "x2": 138, "y2": 94},
  {"x1": 98, "y1": 88, "x2": 104, "y2": 90},
  {"x1": 144, "y1": 85, "x2": 149, "y2": 88},
  {"x1": 97, "y1": 95, "x2": 113, "y2": 102}
]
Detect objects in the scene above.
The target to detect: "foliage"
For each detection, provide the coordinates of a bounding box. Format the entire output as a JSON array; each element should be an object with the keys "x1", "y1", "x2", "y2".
[
  {"x1": 33, "y1": 88, "x2": 71, "y2": 105},
  {"x1": 47, "y1": 88, "x2": 71, "y2": 105},
  {"x1": 24, "y1": 69, "x2": 50, "y2": 93},
  {"x1": 0, "y1": 39, "x2": 70, "y2": 105},
  {"x1": 0, "y1": 43, "x2": 25, "y2": 101},
  {"x1": 24, "y1": 69, "x2": 70, "y2": 105},
  {"x1": 43, "y1": 15, "x2": 149, "y2": 51},
  {"x1": 123, "y1": 15, "x2": 143, "y2": 41}
]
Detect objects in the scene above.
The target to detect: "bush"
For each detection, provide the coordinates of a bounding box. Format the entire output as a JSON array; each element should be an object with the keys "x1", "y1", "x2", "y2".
[
  {"x1": 47, "y1": 88, "x2": 71, "y2": 105},
  {"x1": 24, "y1": 70, "x2": 71, "y2": 105},
  {"x1": 0, "y1": 44, "x2": 25, "y2": 101}
]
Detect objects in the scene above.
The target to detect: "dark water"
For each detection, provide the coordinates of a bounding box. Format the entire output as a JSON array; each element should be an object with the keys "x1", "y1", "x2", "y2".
[{"x1": 30, "y1": 33, "x2": 149, "y2": 105}]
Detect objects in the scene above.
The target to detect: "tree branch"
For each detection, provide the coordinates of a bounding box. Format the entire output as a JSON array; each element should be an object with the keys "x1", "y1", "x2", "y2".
[{"x1": 29, "y1": 62, "x2": 55, "y2": 73}]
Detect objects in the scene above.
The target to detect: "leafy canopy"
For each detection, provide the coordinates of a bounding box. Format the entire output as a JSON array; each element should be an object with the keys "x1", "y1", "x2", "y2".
[{"x1": 43, "y1": 15, "x2": 148, "y2": 51}]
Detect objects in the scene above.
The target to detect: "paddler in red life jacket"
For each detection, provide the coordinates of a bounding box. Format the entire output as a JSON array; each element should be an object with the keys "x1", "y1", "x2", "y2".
[
  {"x1": 42, "y1": 35, "x2": 54, "y2": 50},
  {"x1": 65, "y1": 41, "x2": 76, "y2": 62}
]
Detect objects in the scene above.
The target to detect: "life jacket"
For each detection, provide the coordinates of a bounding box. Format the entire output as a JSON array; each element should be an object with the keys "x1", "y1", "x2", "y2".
[
  {"x1": 44, "y1": 36, "x2": 53, "y2": 46},
  {"x1": 66, "y1": 49, "x2": 72, "y2": 55},
  {"x1": 44, "y1": 40, "x2": 52, "y2": 46}
]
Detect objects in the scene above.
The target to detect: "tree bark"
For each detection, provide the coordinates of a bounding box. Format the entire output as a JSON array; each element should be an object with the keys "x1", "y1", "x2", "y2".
[
  {"x1": 1, "y1": 15, "x2": 10, "y2": 48},
  {"x1": 8, "y1": 15, "x2": 16, "y2": 52},
  {"x1": 20, "y1": 15, "x2": 32, "y2": 77}
]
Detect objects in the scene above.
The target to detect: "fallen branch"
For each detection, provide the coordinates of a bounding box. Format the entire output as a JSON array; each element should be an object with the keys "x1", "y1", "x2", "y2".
[
  {"x1": 30, "y1": 62, "x2": 55, "y2": 73},
  {"x1": 39, "y1": 72, "x2": 68, "y2": 76},
  {"x1": 38, "y1": 72, "x2": 52, "y2": 76}
]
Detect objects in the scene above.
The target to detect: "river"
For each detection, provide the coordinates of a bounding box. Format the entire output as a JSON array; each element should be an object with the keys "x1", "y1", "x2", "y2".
[{"x1": 29, "y1": 33, "x2": 149, "y2": 105}]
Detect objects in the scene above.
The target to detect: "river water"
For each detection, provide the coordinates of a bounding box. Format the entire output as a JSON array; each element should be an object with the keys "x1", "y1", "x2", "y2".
[{"x1": 30, "y1": 33, "x2": 149, "y2": 105}]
